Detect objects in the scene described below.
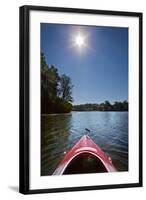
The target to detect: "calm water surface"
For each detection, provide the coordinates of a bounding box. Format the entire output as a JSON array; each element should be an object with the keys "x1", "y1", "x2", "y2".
[{"x1": 41, "y1": 111, "x2": 128, "y2": 175}]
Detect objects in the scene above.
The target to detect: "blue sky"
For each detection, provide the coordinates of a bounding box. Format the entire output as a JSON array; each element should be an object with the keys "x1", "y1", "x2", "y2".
[{"x1": 41, "y1": 23, "x2": 128, "y2": 105}]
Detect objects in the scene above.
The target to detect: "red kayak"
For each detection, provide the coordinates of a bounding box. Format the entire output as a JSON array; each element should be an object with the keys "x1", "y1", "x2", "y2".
[{"x1": 53, "y1": 135, "x2": 117, "y2": 175}]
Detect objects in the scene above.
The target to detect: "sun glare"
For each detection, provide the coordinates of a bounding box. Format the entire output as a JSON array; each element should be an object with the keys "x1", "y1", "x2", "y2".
[{"x1": 75, "y1": 35, "x2": 85, "y2": 47}]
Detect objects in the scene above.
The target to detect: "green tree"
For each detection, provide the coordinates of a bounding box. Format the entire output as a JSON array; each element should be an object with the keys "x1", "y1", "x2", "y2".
[
  {"x1": 41, "y1": 53, "x2": 73, "y2": 114},
  {"x1": 58, "y1": 74, "x2": 73, "y2": 103},
  {"x1": 104, "y1": 100, "x2": 112, "y2": 111},
  {"x1": 122, "y1": 100, "x2": 128, "y2": 111},
  {"x1": 48, "y1": 65, "x2": 59, "y2": 100}
]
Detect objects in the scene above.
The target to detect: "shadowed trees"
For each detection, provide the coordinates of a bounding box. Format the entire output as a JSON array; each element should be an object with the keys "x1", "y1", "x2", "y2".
[
  {"x1": 58, "y1": 74, "x2": 73, "y2": 102},
  {"x1": 41, "y1": 53, "x2": 73, "y2": 114}
]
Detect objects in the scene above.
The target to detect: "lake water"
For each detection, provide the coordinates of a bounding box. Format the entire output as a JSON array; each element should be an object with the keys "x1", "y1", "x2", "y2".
[{"x1": 41, "y1": 111, "x2": 128, "y2": 176}]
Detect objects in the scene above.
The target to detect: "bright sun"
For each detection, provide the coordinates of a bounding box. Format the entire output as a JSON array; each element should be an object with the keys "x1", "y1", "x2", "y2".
[{"x1": 75, "y1": 35, "x2": 85, "y2": 47}]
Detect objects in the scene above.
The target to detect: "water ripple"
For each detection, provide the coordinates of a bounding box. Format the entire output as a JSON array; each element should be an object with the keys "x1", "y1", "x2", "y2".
[{"x1": 41, "y1": 111, "x2": 128, "y2": 175}]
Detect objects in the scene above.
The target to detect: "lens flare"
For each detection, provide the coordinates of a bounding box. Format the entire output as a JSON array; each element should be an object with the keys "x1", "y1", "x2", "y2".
[{"x1": 75, "y1": 35, "x2": 85, "y2": 47}]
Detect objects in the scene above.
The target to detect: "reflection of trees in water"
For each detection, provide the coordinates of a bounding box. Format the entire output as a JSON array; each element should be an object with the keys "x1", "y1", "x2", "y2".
[{"x1": 41, "y1": 114, "x2": 72, "y2": 175}]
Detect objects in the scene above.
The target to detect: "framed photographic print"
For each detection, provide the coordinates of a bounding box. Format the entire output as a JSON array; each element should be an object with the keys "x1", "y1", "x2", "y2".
[{"x1": 19, "y1": 5, "x2": 143, "y2": 194}]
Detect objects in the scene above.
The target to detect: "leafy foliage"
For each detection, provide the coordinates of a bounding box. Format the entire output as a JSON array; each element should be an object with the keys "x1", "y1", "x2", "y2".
[
  {"x1": 58, "y1": 74, "x2": 73, "y2": 102},
  {"x1": 41, "y1": 53, "x2": 73, "y2": 113}
]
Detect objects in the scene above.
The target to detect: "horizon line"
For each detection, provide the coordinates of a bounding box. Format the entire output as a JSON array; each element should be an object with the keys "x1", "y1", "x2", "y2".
[{"x1": 73, "y1": 100, "x2": 128, "y2": 106}]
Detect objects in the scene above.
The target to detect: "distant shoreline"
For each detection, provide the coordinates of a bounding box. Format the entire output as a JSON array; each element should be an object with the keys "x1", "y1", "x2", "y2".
[
  {"x1": 41, "y1": 101, "x2": 128, "y2": 115},
  {"x1": 72, "y1": 101, "x2": 128, "y2": 112}
]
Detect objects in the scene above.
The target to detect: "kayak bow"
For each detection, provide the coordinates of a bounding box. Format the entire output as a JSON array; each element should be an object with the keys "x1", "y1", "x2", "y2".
[{"x1": 53, "y1": 135, "x2": 117, "y2": 175}]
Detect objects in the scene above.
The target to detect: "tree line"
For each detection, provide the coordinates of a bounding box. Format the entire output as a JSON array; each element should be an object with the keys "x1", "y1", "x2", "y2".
[
  {"x1": 41, "y1": 53, "x2": 73, "y2": 114},
  {"x1": 73, "y1": 100, "x2": 128, "y2": 112}
]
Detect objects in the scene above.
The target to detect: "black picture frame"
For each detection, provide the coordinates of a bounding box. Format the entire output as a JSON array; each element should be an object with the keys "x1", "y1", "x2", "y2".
[{"x1": 19, "y1": 5, "x2": 143, "y2": 194}]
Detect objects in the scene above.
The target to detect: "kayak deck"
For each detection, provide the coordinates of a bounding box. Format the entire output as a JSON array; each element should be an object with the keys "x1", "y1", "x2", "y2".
[{"x1": 53, "y1": 135, "x2": 117, "y2": 175}]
